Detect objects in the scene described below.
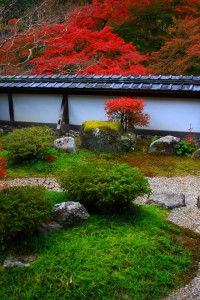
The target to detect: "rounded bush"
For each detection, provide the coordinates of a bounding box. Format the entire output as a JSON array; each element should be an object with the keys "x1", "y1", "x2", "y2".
[
  {"x1": 59, "y1": 161, "x2": 150, "y2": 212},
  {"x1": 0, "y1": 185, "x2": 51, "y2": 241},
  {"x1": 3, "y1": 126, "x2": 54, "y2": 161}
]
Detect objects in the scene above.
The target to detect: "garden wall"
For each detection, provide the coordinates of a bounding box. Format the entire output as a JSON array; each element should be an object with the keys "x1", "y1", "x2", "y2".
[
  {"x1": 68, "y1": 95, "x2": 200, "y2": 133},
  {"x1": 0, "y1": 92, "x2": 200, "y2": 134}
]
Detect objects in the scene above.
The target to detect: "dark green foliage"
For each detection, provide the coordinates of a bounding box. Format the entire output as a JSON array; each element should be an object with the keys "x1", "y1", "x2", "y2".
[
  {"x1": 174, "y1": 140, "x2": 197, "y2": 157},
  {"x1": 0, "y1": 185, "x2": 51, "y2": 241},
  {"x1": 3, "y1": 126, "x2": 54, "y2": 162},
  {"x1": 59, "y1": 161, "x2": 150, "y2": 212}
]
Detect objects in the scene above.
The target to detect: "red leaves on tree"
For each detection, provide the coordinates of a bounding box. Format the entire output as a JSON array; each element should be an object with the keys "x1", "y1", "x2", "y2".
[
  {"x1": 1, "y1": 0, "x2": 200, "y2": 75},
  {"x1": 105, "y1": 97, "x2": 150, "y2": 131},
  {"x1": 30, "y1": 25, "x2": 148, "y2": 75}
]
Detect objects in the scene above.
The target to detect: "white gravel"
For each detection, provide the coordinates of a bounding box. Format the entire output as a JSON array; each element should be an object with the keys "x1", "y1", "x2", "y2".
[
  {"x1": 1, "y1": 175, "x2": 200, "y2": 299},
  {"x1": 135, "y1": 176, "x2": 200, "y2": 300},
  {"x1": 0, "y1": 177, "x2": 62, "y2": 192}
]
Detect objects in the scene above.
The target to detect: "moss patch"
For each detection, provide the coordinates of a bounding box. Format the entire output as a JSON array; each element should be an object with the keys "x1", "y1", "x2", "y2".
[{"x1": 82, "y1": 121, "x2": 122, "y2": 133}]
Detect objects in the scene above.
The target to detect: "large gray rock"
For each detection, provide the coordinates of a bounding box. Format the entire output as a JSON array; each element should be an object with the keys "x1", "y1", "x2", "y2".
[
  {"x1": 146, "y1": 192, "x2": 186, "y2": 209},
  {"x1": 53, "y1": 137, "x2": 76, "y2": 153},
  {"x1": 149, "y1": 135, "x2": 180, "y2": 154},
  {"x1": 81, "y1": 128, "x2": 136, "y2": 152},
  {"x1": 52, "y1": 201, "x2": 90, "y2": 228},
  {"x1": 191, "y1": 148, "x2": 200, "y2": 158}
]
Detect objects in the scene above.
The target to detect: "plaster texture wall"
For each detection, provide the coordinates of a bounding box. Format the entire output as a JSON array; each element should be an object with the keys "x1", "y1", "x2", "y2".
[
  {"x1": 68, "y1": 95, "x2": 200, "y2": 132},
  {"x1": 0, "y1": 94, "x2": 10, "y2": 121},
  {"x1": 13, "y1": 94, "x2": 62, "y2": 123}
]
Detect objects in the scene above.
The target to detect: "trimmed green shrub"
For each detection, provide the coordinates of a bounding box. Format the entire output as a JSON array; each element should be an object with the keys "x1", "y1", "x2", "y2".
[
  {"x1": 3, "y1": 126, "x2": 54, "y2": 161},
  {"x1": 59, "y1": 161, "x2": 150, "y2": 212},
  {"x1": 0, "y1": 185, "x2": 51, "y2": 241}
]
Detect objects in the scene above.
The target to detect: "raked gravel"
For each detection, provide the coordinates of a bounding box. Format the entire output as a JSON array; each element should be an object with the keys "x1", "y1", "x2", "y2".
[
  {"x1": 1, "y1": 175, "x2": 200, "y2": 299},
  {"x1": 136, "y1": 176, "x2": 200, "y2": 300}
]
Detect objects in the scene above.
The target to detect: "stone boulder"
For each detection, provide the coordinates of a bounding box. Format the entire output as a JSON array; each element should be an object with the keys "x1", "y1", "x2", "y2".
[
  {"x1": 53, "y1": 137, "x2": 76, "y2": 153},
  {"x1": 149, "y1": 135, "x2": 180, "y2": 154},
  {"x1": 146, "y1": 192, "x2": 186, "y2": 209},
  {"x1": 52, "y1": 201, "x2": 90, "y2": 228},
  {"x1": 81, "y1": 125, "x2": 136, "y2": 152},
  {"x1": 191, "y1": 148, "x2": 200, "y2": 158}
]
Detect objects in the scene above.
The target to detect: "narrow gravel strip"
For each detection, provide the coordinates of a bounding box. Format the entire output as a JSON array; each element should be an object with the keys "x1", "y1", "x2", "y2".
[
  {"x1": 135, "y1": 176, "x2": 200, "y2": 300},
  {"x1": 0, "y1": 177, "x2": 62, "y2": 192}
]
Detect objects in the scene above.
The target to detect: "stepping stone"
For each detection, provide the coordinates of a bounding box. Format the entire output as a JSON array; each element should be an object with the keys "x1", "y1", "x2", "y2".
[{"x1": 146, "y1": 192, "x2": 186, "y2": 209}]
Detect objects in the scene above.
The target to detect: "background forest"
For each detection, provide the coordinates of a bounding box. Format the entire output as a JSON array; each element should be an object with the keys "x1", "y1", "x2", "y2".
[{"x1": 0, "y1": 0, "x2": 199, "y2": 75}]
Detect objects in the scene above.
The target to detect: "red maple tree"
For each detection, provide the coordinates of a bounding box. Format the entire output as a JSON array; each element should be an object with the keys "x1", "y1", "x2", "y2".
[
  {"x1": 105, "y1": 97, "x2": 150, "y2": 131},
  {"x1": 30, "y1": 24, "x2": 148, "y2": 75}
]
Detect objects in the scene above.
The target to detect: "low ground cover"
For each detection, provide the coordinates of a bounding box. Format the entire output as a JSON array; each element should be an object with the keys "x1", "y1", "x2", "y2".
[
  {"x1": 1, "y1": 138, "x2": 199, "y2": 178},
  {"x1": 0, "y1": 130, "x2": 200, "y2": 300},
  {"x1": 1, "y1": 201, "x2": 199, "y2": 300}
]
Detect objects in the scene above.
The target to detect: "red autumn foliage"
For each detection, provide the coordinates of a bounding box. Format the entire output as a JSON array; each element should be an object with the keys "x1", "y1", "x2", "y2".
[
  {"x1": 105, "y1": 97, "x2": 150, "y2": 131},
  {"x1": 0, "y1": 0, "x2": 199, "y2": 75},
  {"x1": 30, "y1": 25, "x2": 147, "y2": 75},
  {"x1": 44, "y1": 154, "x2": 55, "y2": 162}
]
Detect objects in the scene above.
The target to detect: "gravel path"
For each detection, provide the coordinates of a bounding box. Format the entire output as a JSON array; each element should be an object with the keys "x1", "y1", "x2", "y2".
[
  {"x1": 1, "y1": 175, "x2": 200, "y2": 299},
  {"x1": 135, "y1": 176, "x2": 200, "y2": 300},
  {"x1": 0, "y1": 177, "x2": 62, "y2": 192}
]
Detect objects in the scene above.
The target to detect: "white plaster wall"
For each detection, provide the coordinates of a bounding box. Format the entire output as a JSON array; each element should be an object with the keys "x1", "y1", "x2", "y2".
[
  {"x1": 68, "y1": 95, "x2": 200, "y2": 132},
  {"x1": 68, "y1": 95, "x2": 117, "y2": 125},
  {"x1": 141, "y1": 97, "x2": 200, "y2": 132},
  {"x1": 0, "y1": 94, "x2": 10, "y2": 121},
  {"x1": 13, "y1": 94, "x2": 62, "y2": 123}
]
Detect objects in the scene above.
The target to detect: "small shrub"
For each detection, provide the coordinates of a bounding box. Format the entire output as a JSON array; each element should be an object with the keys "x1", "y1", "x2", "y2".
[
  {"x1": 0, "y1": 138, "x2": 6, "y2": 180},
  {"x1": 37, "y1": 145, "x2": 58, "y2": 162},
  {"x1": 174, "y1": 140, "x2": 197, "y2": 157},
  {"x1": 59, "y1": 161, "x2": 150, "y2": 212},
  {"x1": 151, "y1": 135, "x2": 159, "y2": 143},
  {"x1": 0, "y1": 185, "x2": 51, "y2": 242},
  {"x1": 3, "y1": 126, "x2": 54, "y2": 162}
]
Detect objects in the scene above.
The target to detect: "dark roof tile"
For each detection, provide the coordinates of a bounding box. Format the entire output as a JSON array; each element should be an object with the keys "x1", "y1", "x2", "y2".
[{"x1": 0, "y1": 74, "x2": 199, "y2": 94}]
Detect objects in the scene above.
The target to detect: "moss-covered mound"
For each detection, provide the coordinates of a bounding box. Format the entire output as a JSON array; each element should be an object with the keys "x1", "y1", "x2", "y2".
[
  {"x1": 81, "y1": 121, "x2": 136, "y2": 152},
  {"x1": 82, "y1": 121, "x2": 122, "y2": 133}
]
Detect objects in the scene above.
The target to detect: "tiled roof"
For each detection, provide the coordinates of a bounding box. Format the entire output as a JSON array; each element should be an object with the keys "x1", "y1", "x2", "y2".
[{"x1": 0, "y1": 74, "x2": 200, "y2": 93}]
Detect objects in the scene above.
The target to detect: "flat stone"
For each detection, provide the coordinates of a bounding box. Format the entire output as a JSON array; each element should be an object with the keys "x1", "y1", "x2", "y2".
[
  {"x1": 3, "y1": 255, "x2": 37, "y2": 269},
  {"x1": 146, "y1": 192, "x2": 186, "y2": 209}
]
